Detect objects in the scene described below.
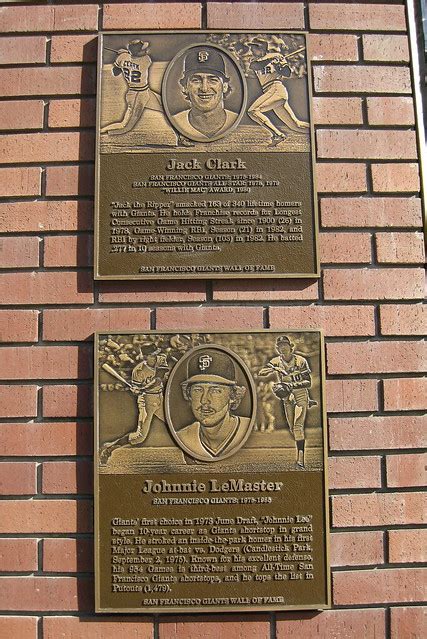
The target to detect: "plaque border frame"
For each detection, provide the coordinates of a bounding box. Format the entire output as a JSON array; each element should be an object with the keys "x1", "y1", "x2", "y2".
[
  {"x1": 94, "y1": 30, "x2": 320, "y2": 281},
  {"x1": 94, "y1": 329, "x2": 330, "y2": 614}
]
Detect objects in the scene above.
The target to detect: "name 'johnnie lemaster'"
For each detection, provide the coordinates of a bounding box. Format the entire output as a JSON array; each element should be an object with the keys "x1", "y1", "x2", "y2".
[{"x1": 141, "y1": 478, "x2": 284, "y2": 493}]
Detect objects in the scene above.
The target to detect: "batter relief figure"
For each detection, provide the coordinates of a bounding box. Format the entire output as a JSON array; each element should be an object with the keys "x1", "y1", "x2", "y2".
[
  {"x1": 129, "y1": 346, "x2": 169, "y2": 445},
  {"x1": 259, "y1": 335, "x2": 316, "y2": 468},
  {"x1": 99, "y1": 345, "x2": 169, "y2": 465},
  {"x1": 247, "y1": 37, "x2": 309, "y2": 146},
  {"x1": 100, "y1": 40, "x2": 164, "y2": 136}
]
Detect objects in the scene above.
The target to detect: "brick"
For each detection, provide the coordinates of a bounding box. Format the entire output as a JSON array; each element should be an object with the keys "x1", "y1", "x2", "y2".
[
  {"x1": 309, "y1": 4, "x2": 406, "y2": 31},
  {"x1": 213, "y1": 280, "x2": 319, "y2": 302},
  {"x1": 0, "y1": 500, "x2": 92, "y2": 534},
  {"x1": 0, "y1": 576, "x2": 92, "y2": 612},
  {"x1": 316, "y1": 163, "x2": 367, "y2": 193},
  {"x1": 0, "y1": 422, "x2": 93, "y2": 457},
  {"x1": 43, "y1": 308, "x2": 150, "y2": 341},
  {"x1": 310, "y1": 34, "x2": 358, "y2": 62},
  {"x1": 326, "y1": 379, "x2": 378, "y2": 413},
  {"x1": 207, "y1": 3, "x2": 304, "y2": 29},
  {"x1": 330, "y1": 531, "x2": 384, "y2": 567},
  {"x1": 0, "y1": 346, "x2": 91, "y2": 380},
  {"x1": 43, "y1": 538, "x2": 93, "y2": 573},
  {"x1": 160, "y1": 616, "x2": 270, "y2": 639},
  {"x1": 329, "y1": 456, "x2": 381, "y2": 490},
  {"x1": 329, "y1": 416, "x2": 427, "y2": 451},
  {"x1": 42, "y1": 461, "x2": 92, "y2": 494},
  {"x1": 43, "y1": 385, "x2": 92, "y2": 418},
  {"x1": 317, "y1": 130, "x2": 417, "y2": 160},
  {"x1": 0, "y1": 67, "x2": 95, "y2": 98},
  {"x1": 319, "y1": 232, "x2": 371, "y2": 262},
  {"x1": 371, "y1": 164, "x2": 420, "y2": 193},
  {"x1": 51, "y1": 35, "x2": 97, "y2": 63},
  {"x1": 0, "y1": 36, "x2": 46, "y2": 64},
  {"x1": 0, "y1": 618, "x2": 38, "y2": 638},
  {"x1": 0, "y1": 132, "x2": 94, "y2": 164},
  {"x1": 367, "y1": 97, "x2": 415, "y2": 126},
  {"x1": 313, "y1": 97, "x2": 363, "y2": 126},
  {"x1": 44, "y1": 236, "x2": 92, "y2": 268},
  {"x1": 321, "y1": 197, "x2": 423, "y2": 228},
  {"x1": 98, "y1": 281, "x2": 205, "y2": 303},
  {"x1": 376, "y1": 232, "x2": 425, "y2": 264},
  {"x1": 156, "y1": 306, "x2": 263, "y2": 330},
  {"x1": 333, "y1": 492, "x2": 426, "y2": 527},
  {"x1": 0, "y1": 310, "x2": 39, "y2": 343},
  {"x1": 380, "y1": 304, "x2": 426, "y2": 336},
  {"x1": 323, "y1": 268, "x2": 424, "y2": 301},
  {"x1": 0, "y1": 167, "x2": 41, "y2": 197},
  {"x1": 333, "y1": 568, "x2": 425, "y2": 606},
  {"x1": 270, "y1": 305, "x2": 375, "y2": 337},
  {"x1": 391, "y1": 607, "x2": 427, "y2": 639},
  {"x1": 389, "y1": 530, "x2": 427, "y2": 564},
  {"x1": 0, "y1": 5, "x2": 99, "y2": 32},
  {"x1": 363, "y1": 35, "x2": 410, "y2": 63},
  {"x1": 49, "y1": 98, "x2": 96, "y2": 129},
  {"x1": 0, "y1": 100, "x2": 44, "y2": 131},
  {"x1": 276, "y1": 609, "x2": 385, "y2": 638},
  {"x1": 0, "y1": 237, "x2": 39, "y2": 269},
  {"x1": 0, "y1": 272, "x2": 93, "y2": 305},
  {"x1": 0, "y1": 462, "x2": 36, "y2": 495},
  {"x1": 314, "y1": 65, "x2": 411, "y2": 94},
  {"x1": 387, "y1": 453, "x2": 426, "y2": 488},
  {"x1": 0, "y1": 201, "x2": 93, "y2": 233},
  {"x1": 384, "y1": 378, "x2": 427, "y2": 411},
  {"x1": 103, "y1": 3, "x2": 200, "y2": 29},
  {"x1": 0, "y1": 385, "x2": 38, "y2": 418},
  {"x1": 44, "y1": 616, "x2": 153, "y2": 639},
  {"x1": 327, "y1": 341, "x2": 426, "y2": 375},
  {"x1": 0, "y1": 539, "x2": 38, "y2": 572},
  {"x1": 45, "y1": 165, "x2": 94, "y2": 197}
]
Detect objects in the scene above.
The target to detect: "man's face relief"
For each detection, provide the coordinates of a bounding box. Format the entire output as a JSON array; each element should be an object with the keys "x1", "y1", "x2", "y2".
[
  {"x1": 189, "y1": 382, "x2": 232, "y2": 427},
  {"x1": 186, "y1": 73, "x2": 228, "y2": 112},
  {"x1": 277, "y1": 343, "x2": 292, "y2": 359}
]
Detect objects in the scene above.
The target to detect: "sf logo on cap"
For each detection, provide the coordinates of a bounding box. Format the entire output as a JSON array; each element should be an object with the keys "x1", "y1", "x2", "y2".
[
  {"x1": 198, "y1": 354, "x2": 212, "y2": 371},
  {"x1": 198, "y1": 50, "x2": 209, "y2": 63}
]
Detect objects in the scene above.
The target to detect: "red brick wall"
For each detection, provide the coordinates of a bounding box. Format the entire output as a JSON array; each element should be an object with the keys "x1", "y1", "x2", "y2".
[{"x1": 0, "y1": 1, "x2": 425, "y2": 637}]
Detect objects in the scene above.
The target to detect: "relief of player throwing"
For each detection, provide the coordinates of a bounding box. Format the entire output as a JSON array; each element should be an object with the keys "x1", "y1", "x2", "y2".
[
  {"x1": 258, "y1": 335, "x2": 316, "y2": 468},
  {"x1": 247, "y1": 37, "x2": 309, "y2": 146}
]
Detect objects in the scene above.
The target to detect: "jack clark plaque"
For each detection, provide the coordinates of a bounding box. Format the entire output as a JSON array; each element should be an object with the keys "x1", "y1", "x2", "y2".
[
  {"x1": 95, "y1": 31, "x2": 319, "y2": 280},
  {"x1": 95, "y1": 330, "x2": 330, "y2": 613}
]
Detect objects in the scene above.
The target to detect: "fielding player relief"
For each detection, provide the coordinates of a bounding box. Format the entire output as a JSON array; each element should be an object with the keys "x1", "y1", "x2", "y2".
[
  {"x1": 95, "y1": 31, "x2": 319, "y2": 279},
  {"x1": 95, "y1": 331, "x2": 330, "y2": 613}
]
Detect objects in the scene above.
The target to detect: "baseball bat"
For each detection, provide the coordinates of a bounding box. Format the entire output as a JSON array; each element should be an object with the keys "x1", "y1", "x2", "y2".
[
  {"x1": 282, "y1": 46, "x2": 306, "y2": 60},
  {"x1": 101, "y1": 363, "x2": 133, "y2": 389},
  {"x1": 104, "y1": 46, "x2": 127, "y2": 55}
]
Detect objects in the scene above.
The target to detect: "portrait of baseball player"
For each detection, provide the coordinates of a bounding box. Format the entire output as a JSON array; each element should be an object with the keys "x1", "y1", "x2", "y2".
[
  {"x1": 100, "y1": 39, "x2": 163, "y2": 135},
  {"x1": 167, "y1": 347, "x2": 254, "y2": 462},
  {"x1": 247, "y1": 36, "x2": 309, "y2": 146},
  {"x1": 168, "y1": 45, "x2": 240, "y2": 142},
  {"x1": 258, "y1": 335, "x2": 316, "y2": 468}
]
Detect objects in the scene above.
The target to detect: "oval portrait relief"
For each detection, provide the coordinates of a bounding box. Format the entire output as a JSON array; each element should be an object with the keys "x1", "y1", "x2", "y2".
[
  {"x1": 162, "y1": 43, "x2": 247, "y2": 143},
  {"x1": 165, "y1": 345, "x2": 256, "y2": 462}
]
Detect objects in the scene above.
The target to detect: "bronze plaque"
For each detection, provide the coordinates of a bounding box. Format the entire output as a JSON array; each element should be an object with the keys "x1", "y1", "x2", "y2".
[
  {"x1": 95, "y1": 31, "x2": 319, "y2": 279},
  {"x1": 95, "y1": 330, "x2": 330, "y2": 613}
]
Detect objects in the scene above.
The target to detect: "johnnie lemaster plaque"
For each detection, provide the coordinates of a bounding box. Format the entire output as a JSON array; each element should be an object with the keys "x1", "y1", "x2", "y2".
[
  {"x1": 95, "y1": 331, "x2": 330, "y2": 613},
  {"x1": 95, "y1": 31, "x2": 319, "y2": 279}
]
